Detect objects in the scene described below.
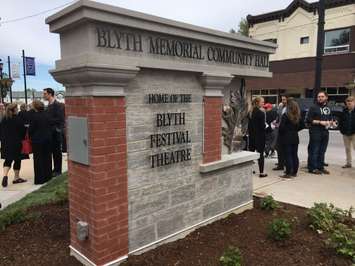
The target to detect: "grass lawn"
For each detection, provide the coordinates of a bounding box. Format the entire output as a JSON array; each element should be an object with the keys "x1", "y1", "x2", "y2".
[{"x1": 0, "y1": 173, "x2": 68, "y2": 231}]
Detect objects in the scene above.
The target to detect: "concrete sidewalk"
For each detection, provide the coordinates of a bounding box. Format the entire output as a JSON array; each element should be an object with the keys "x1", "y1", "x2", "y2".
[
  {"x1": 0, "y1": 154, "x2": 68, "y2": 209},
  {"x1": 253, "y1": 157, "x2": 355, "y2": 210},
  {"x1": 1, "y1": 147, "x2": 353, "y2": 212}
]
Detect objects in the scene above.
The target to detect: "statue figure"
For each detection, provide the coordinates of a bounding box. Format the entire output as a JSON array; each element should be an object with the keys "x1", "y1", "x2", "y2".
[{"x1": 222, "y1": 79, "x2": 249, "y2": 154}]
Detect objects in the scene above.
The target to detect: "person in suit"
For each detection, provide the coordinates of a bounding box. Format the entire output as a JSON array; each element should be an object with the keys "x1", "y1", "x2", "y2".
[
  {"x1": 43, "y1": 88, "x2": 65, "y2": 177},
  {"x1": 248, "y1": 96, "x2": 267, "y2": 178},
  {"x1": 29, "y1": 100, "x2": 52, "y2": 185},
  {"x1": 273, "y1": 95, "x2": 288, "y2": 171},
  {"x1": 264, "y1": 103, "x2": 277, "y2": 157},
  {"x1": 278, "y1": 99, "x2": 304, "y2": 178},
  {"x1": 1, "y1": 103, "x2": 27, "y2": 187},
  {"x1": 339, "y1": 96, "x2": 355, "y2": 168},
  {"x1": 18, "y1": 103, "x2": 30, "y2": 125}
]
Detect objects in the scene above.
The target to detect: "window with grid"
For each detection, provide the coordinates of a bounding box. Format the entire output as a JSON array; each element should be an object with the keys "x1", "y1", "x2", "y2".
[{"x1": 324, "y1": 28, "x2": 350, "y2": 54}]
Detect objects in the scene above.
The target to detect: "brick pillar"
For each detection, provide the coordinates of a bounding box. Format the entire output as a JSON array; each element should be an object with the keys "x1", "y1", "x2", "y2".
[
  {"x1": 203, "y1": 97, "x2": 223, "y2": 163},
  {"x1": 52, "y1": 66, "x2": 138, "y2": 266},
  {"x1": 201, "y1": 74, "x2": 233, "y2": 164}
]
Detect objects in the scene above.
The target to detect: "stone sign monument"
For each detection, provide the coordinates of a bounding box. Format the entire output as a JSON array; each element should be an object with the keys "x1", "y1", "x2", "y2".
[{"x1": 46, "y1": 1, "x2": 276, "y2": 265}]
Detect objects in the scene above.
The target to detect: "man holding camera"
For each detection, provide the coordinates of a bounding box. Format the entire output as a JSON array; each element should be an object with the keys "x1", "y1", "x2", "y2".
[{"x1": 306, "y1": 91, "x2": 335, "y2": 175}]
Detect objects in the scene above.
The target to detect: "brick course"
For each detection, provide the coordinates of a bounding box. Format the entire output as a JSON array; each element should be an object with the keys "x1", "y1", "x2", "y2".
[
  {"x1": 246, "y1": 53, "x2": 355, "y2": 89},
  {"x1": 203, "y1": 96, "x2": 223, "y2": 163},
  {"x1": 66, "y1": 96, "x2": 128, "y2": 265}
]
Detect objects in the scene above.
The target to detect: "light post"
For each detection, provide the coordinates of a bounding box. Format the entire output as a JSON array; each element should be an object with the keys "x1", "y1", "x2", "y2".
[{"x1": 314, "y1": 0, "x2": 325, "y2": 101}]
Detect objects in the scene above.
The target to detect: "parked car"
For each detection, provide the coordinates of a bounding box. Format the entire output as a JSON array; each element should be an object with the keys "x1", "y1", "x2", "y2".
[{"x1": 294, "y1": 98, "x2": 344, "y2": 130}]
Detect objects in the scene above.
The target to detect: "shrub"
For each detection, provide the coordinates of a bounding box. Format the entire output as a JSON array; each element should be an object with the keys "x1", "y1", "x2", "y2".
[
  {"x1": 260, "y1": 195, "x2": 279, "y2": 211},
  {"x1": 220, "y1": 246, "x2": 242, "y2": 266},
  {"x1": 308, "y1": 203, "x2": 351, "y2": 233},
  {"x1": 326, "y1": 224, "x2": 355, "y2": 261},
  {"x1": 268, "y1": 218, "x2": 292, "y2": 241}
]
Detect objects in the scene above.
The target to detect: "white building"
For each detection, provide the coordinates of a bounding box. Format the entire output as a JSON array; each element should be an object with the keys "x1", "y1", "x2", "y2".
[{"x1": 246, "y1": 0, "x2": 355, "y2": 104}]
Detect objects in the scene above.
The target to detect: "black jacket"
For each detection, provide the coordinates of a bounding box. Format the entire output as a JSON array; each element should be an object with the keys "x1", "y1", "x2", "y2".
[
  {"x1": 18, "y1": 110, "x2": 30, "y2": 125},
  {"x1": 339, "y1": 108, "x2": 355, "y2": 136},
  {"x1": 248, "y1": 107, "x2": 266, "y2": 150},
  {"x1": 266, "y1": 109, "x2": 277, "y2": 133},
  {"x1": 306, "y1": 102, "x2": 333, "y2": 131},
  {"x1": 0, "y1": 116, "x2": 26, "y2": 160},
  {"x1": 279, "y1": 114, "x2": 304, "y2": 145},
  {"x1": 29, "y1": 111, "x2": 52, "y2": 144},
  {"x1": 46, "y1": 100, "x2": 65, "y2": 131}
]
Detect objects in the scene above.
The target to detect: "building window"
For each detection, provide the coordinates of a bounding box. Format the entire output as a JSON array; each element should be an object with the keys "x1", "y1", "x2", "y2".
[
  {"x1": 251, "y1": 89, "x2": 282, "y2": 105},
  {"x1": 300, "y1": 36, "x2": 309, "y2": 44},
  {"x1": 263, "y1": 38, "x2": 277, "y2": 44},
  {"x1": 306, "y1": 87, "x2": 350, "y2": 104},
  {"x1": 324, "y1": 28, "x2": 350, "y2": 54},
  {"x1": 325, "y1": 87, "x2": 350, "y2": 104}
]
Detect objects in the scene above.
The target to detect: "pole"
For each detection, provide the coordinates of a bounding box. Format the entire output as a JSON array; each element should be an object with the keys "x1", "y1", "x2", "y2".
[
  {"x1": 313, "y1": 0, "x2": 325, "y2": 102},
  {"x1": 22, "y1": 49, "x2": 28, "y2": 105},
  {"x1": 7, "y1": 56, "x2": 12, "y2": 103}
]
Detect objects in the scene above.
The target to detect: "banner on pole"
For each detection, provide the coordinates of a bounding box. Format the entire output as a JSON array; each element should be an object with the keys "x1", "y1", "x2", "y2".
[
  {"x1": 25, "y1": 57, "x2": 36, "y2": 76},
  {"x1": 11, "y1": 63, "x2": 20, "y2": 79}
]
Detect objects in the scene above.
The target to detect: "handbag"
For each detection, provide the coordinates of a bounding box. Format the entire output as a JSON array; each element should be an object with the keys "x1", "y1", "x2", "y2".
[{"x1": 21, "y1": 130, "x2": 32, "y2": 155}]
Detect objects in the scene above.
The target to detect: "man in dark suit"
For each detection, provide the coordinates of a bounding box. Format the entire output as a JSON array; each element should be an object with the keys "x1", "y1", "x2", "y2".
[
  {"x1": 43, "y1": 88, "x2": 65, "y2": 177},
  {"x1": 273, "y1": 95, "x2": 288, "y2": 171},
  {"x1": 339, "y1": 96, "x2": 355, "y2": 168}
]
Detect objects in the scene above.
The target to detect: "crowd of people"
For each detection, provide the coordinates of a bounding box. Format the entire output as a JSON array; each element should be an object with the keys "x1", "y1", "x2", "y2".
[
  {"x1": 1, "y1": 87, "x2": 354, "y2": 185},
  {"x1": 248, "y1": 92, "x2": 355, "y2": 178},
  {"x1": 0, "y1": 88, "x2": 65, "y2": 187}
]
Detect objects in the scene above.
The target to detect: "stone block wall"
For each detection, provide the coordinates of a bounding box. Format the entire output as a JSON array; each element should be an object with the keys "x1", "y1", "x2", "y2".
[{"x1": 126, "y1": 69, "x2": 253, "y2": 252}]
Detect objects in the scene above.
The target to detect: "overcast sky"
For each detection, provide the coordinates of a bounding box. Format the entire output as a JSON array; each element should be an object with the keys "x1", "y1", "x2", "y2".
[{"x1": 0, "y1": 0, "x2": 294, "y2": 91}]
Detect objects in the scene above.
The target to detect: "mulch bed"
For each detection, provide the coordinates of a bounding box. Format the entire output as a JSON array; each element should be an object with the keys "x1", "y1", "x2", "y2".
[
  {"x1": 0, "y1": 203, "x2": 80, "y2": 266},
  {"x1": 0, "y1": 199, "x2": 352, "y2": 266}
]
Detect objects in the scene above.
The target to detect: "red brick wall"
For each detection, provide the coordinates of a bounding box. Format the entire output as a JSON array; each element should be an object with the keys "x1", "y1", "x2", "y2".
[
  {"x1": 65, "y1": 97, "x2": 128, "y2": 265},
  {"x1": 203, "y1": 97, "x2": 223, "y2": 163},
  {"x1": 246, "y1": 68, "x2": 355, "y2": 89},
  {"x1": 246, "y1": 53, "x2": 355, "y2": 90}
]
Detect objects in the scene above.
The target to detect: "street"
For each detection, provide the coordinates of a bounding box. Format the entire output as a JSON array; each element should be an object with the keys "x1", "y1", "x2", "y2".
[
  {"x1": 298, "y1": 129, "x2": 348, "y2": 166},
  {"x1": 253, "y1": 129, "x2": 355, "y2": 210}
]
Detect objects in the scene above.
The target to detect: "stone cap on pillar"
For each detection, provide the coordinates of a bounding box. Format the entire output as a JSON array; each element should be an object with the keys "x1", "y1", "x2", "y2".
[
  {"x1": 46, "y1": 0, "x2": 276, "y2": 53},
  {"x1": 46, "y1": 0, "x2": 276, "y2": 81},
  {"x1": 201, "y1": 73, "x2": 233, "y2": 97},
  {"x1": 51, "y1": 65, "x2": 139, "y2": 97}
]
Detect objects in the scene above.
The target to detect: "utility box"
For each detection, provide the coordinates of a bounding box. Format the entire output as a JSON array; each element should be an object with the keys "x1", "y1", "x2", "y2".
[{"x1": 67, "y1": 116, "x2": 89, "y2": 165}]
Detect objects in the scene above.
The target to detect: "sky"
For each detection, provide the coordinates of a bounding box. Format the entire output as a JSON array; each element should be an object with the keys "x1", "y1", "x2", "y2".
[{"x1": 0, "y1": 0, "x2": 294, "y2": 92}]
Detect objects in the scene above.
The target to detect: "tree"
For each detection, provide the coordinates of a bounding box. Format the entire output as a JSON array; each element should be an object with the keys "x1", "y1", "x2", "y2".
[
  {"x1": 238, "y1": 18, "x2": 249, "y2": 37},
  {"x1": 0, "y1": 72, "x2": 13, "y2": 99},
  {"x1": 0, "y1": 78, "x2": 13, "y2": 99}
]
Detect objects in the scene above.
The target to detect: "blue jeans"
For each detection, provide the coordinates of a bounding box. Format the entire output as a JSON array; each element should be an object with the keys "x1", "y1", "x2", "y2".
[
  {"x1": 284, "y1": 144, "x2": 299, "y2": 175},
  {"x1": 308, "y1": 129, "x2": 329, "y2": 171}
]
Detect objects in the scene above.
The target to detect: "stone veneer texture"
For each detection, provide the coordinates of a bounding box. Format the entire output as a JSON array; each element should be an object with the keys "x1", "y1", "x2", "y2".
[{"x1": 126, "y1": 69, "x2": 253, "y2": 251}]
